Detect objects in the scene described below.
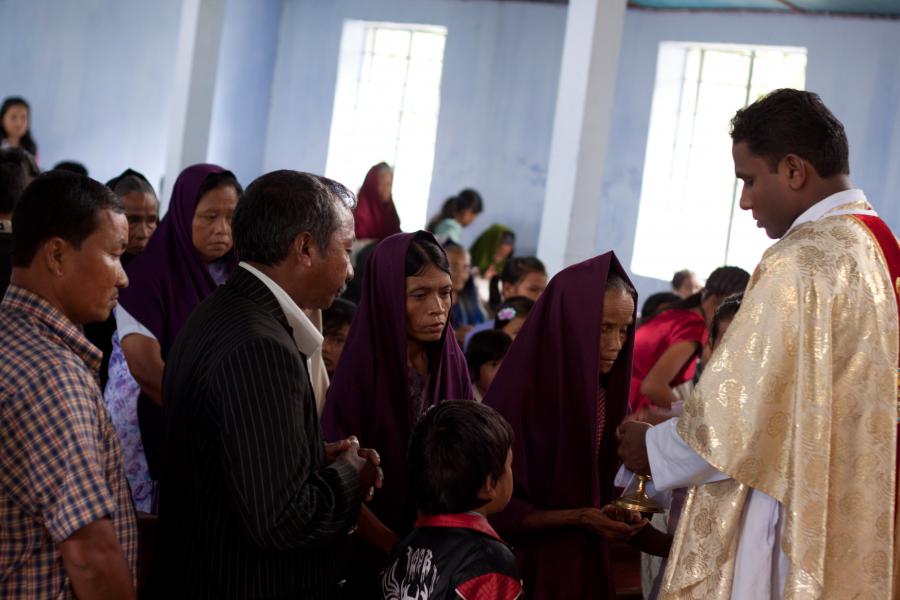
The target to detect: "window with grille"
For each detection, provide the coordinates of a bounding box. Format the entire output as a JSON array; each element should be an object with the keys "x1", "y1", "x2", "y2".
[
  {"x1": 631, "y1": 42, "x2": 807, "y2": 281},
  {"x1": 325, "y1": 21, "x2": 447, "y2": 231}
]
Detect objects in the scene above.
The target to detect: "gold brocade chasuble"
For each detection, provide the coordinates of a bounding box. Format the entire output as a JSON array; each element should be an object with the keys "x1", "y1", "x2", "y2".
[{"x1": 661, "y1": 201, "x2": 899, "y2": 599}]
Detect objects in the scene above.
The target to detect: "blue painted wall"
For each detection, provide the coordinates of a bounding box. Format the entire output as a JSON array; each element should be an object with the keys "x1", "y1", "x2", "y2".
[
  {"x1": 207, "y1": 0, "x2": 283, "y2": 186},
  {"x1": 0, "y1": 0, "x2": 183, "y2": 189},
  {"x1": 2, "y1": 0, "x2": 899, "y2": 306},
  {"x1": 600, "y1": 10, "x2": 900, "y2": 300},
  {"x1": 264, "y1": 0, "x2": 567, "y2": 254}
]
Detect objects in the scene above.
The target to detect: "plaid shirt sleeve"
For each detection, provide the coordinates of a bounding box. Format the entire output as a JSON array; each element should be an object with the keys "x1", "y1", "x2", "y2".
[{"x1": 4, "y1": 362, "x2": 118, "y2": 543}]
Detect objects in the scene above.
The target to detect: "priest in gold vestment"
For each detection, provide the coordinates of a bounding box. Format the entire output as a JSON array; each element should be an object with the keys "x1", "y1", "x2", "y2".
[{"x1": 619, "y1": 89, "x2": 899, "y2": 599}]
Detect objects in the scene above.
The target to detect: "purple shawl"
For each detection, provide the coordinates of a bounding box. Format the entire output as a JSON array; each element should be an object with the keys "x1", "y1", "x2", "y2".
[
  {"x1": 322, "y1": 231, "x2": 473, "y2": 535},
  {"x1": 118, "y1": 163, "x2": 236, "y2": 355},
  {"x1": 484, "y1": 252, "x2": 636, "y2": 599}
]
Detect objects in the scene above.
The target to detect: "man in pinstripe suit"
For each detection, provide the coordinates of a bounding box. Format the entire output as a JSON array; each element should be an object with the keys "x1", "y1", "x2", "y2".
[{"x1": 158, "y1": 171, "x2": 381, "y2": 599}]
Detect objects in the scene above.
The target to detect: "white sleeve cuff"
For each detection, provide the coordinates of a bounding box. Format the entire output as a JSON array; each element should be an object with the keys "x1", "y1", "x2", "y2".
[
  {"x1": 646, "y1": 418, "x2": 729, "y2": 491},
  {"x1": 115, "y1": 306, "x2": 157, "y2": 341}
]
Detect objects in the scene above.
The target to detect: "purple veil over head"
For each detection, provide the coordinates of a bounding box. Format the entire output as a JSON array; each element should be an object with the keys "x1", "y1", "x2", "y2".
[
  {"x1": 322, "y1": 231, "x2": 473, "y2": 534},
  {"x1": 118, "y1": 163, "x2": 237, "y2": 355},
  {"x1": 484, "y1": 251, "x2": 637, "y2": 599}
]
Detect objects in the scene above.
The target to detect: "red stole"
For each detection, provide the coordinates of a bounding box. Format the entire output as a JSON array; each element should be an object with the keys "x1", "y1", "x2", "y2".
[{"x1": 852, "y1": 214, "x2": 900, "y2": 595}]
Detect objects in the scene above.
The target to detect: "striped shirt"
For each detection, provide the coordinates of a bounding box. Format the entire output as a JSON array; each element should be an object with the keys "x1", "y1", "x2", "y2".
[{"x1": 0, "y1": 284, "x2": 138, "y2": 599}]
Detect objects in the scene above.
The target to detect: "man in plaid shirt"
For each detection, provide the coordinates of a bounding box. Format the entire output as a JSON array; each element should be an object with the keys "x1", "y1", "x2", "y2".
[{"x1": 0, "y1": 171, "x2": 137, "y2": 598}]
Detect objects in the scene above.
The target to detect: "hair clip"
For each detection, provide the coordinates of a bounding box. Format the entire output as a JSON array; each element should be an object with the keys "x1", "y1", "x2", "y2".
[{"x1": 497, "y1": 307, "x2": 517, "y2": 321}]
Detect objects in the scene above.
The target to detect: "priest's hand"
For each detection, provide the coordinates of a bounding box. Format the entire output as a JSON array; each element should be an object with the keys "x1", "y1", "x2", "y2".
[
  {"x1": 578, "y1": 507, "x2": 647, "y2": 541},
  {"x1": 617, "y1": 420, "x2": 652, "y2": 476}
]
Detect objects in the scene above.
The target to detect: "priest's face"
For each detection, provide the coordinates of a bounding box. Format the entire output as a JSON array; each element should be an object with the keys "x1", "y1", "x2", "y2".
[
  {"x1": 733, "y1": 141, "x2": 797, "y2": 239},
  {"x1": 598, "y1": 288, "x2": 634, "y2": 374}
]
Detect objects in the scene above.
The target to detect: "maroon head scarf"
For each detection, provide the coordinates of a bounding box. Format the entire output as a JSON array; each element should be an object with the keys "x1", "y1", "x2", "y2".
[
  {"x1": 353, "y1": 163, "x2": 401, "y2": 240},
  {"x1": 322, "y1": 231, "x2": 473, "y2": 534},
  {"x1": 484, "y1": 251, "x2": 637, "y2": 599},
  {"x1": 118, "y1": 163, "x2": 237, "y2": 355}
]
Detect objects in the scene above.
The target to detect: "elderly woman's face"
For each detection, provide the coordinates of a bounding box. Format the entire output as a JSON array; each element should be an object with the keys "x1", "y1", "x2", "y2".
[
  {"x1": 598, "y1": 289, "x2": 634, "y2": 375},
  {"x1": 406, "y1": 263, "x2": 452, "y2": 343},
  {"x1": 122, "y1": 191, "x2": 159, "y2": 255},
  {"x1": 192, "y1": 185, "x2": 238, "y2": 263}
]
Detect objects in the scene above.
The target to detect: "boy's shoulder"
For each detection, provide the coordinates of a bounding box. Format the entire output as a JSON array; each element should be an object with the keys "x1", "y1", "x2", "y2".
[{"x1": 381, "y1": 514, "x2": 522, "y2": 600}]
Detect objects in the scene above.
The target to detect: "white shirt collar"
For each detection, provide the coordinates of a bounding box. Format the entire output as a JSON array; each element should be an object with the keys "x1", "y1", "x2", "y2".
[
  {"x1": 238, "y1": 262, "x2": 323, "y2": 357},
  {"x1": 786, "y1": 188, "x2": 868, "y2": 234}
]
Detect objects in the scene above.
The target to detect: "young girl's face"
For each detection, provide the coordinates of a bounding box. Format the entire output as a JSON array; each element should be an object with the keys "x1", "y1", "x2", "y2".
[
  {"x1": 2, "y1": 104, "x2": 29, "y2": 140},
  {"x1": 446, "y1": 248, "x2": 471, "y2": 293},
  {"x1": 457, "y1": 208, "x2": 479, "y2": 227},
  {"x1": 322, "y1": 324, "x2": 351, "y2": 376},
  {"x1": 406, "y1": 263, "x2": 453, "y2": 343},
  {"x1": 504, "y1": 271, "x2": 547, "y2": 302},
  {"x1": 500, "y1": 316, "x2": 526, "y2": 340},
  {"x1": 477, "y1": 358, "x2": 504, "y2": 396}
]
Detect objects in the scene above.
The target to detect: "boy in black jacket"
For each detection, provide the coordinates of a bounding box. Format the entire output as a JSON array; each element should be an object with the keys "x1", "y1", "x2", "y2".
[{"x1": 380, "y1": 401, "x2": 522, "y2": 600}]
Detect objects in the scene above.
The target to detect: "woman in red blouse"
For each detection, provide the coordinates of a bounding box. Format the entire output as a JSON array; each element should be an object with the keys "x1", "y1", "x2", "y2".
[{"x1": 629, "y1": 266, "x2": 749, "y2": 413}]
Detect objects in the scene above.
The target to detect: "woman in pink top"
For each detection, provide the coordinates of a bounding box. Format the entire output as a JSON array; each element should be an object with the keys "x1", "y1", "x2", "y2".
[{"x1": 629, "y1": 266, "x2": 749, "y2": 413}]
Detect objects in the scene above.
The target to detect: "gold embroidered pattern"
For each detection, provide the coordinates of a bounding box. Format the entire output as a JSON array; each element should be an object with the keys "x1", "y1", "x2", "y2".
[{"x1": 661, "y1": 210, "x2": 898, "y2": 599}]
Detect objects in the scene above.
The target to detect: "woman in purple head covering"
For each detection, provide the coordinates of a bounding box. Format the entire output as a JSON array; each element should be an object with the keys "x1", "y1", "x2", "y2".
[
  {"x1": 322, "y1": 231, "x2": 473, "y2": 593},
  {"x1": 484, "y1": 251, "x2": 647, "y2": 599},
  {"x1": 105, "y1": 163, "x2": 241, "y2": 512}
]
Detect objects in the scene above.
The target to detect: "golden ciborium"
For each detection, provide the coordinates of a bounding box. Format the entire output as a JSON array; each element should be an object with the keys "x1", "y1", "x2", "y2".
[{"x1": 613, "y1": 474, "x2": 666, "y2": 514}]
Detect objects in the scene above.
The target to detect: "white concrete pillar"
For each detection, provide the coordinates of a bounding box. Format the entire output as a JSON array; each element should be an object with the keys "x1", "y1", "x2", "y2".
[
  {"x1": 536, "y1": 0, "x2": 627, "y2": 274},
  {"x1": 161, "y1": 0, "x2": 227, "y2": 213}
]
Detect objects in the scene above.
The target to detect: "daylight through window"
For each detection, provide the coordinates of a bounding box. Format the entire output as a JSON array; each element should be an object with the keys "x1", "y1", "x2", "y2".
[
  {"x1": 325, "y1": 21, "x2": 447, "y2": 231},
  {"x1": 631, "y1": 42, "x2": 807, "y2": 281}
]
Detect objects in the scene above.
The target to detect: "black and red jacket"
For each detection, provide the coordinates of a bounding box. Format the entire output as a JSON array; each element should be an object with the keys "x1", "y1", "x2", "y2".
[{"x1": 380, "y1": 513, "x2": 523, "y2": 600}]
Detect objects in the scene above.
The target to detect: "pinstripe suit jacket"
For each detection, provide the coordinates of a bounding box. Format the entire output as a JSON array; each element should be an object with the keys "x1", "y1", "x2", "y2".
[{"x1": 158, "y1": 267, "x2": 360, "y2": 599}]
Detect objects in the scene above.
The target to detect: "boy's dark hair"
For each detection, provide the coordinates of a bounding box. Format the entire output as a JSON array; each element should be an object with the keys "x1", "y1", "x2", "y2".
[
  {"x1": 323, "y1": 298, "x2": 356, "y2": 336},
  {"x1": 465, "y1": 329, "x2": 512, "y2": 384},
  {"x1": 12, "y1": 171, "x2": 124, "y2": 267},
  {"x1": 711, "y1": 293, "x2": 744, "y2": 347},
  {"x1": 408, "y1": 401, "x2": 514, "y2": 515},
  {"x1": 730, "y1": 88, "x2": 849, "y2": 178},
  {"x1": 494, "y1": 296, "x2": 534, "y2": 329}
]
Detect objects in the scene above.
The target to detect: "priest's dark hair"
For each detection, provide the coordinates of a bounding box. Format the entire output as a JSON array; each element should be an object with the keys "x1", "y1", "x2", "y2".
[
  {"x1": 730, "y1": 88, "x2": 849, "y2": 178},
  {"x1": 408, "y1": 400, "x2": 513, "y2": 515}
]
